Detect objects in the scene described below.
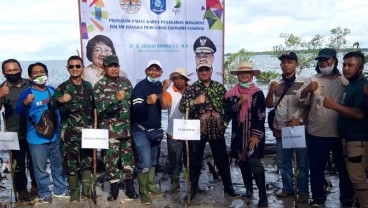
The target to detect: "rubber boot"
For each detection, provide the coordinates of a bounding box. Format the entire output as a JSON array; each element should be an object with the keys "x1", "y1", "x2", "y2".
[
  {"x1": 107, "y1": 182, "x2": 119, "y2": 201},
  {"x1": 254, "y1": 171, "x2": 268, "y2": 207},
  {"x1": 147, "y1": 167, "x2": 164, "y2": 196},
  {"x1": 138, "y1": 172, "x2": 152, "y2": 205},
  {"x1": 125, "y1": 179, "x2": 139, "y2": 199},
  {"x1": 81, "y1": 171, "x2": 92, "y2": 200},
  {"x1": 239, "y1": 161, "x2": 253, "y2": 198},
  {"x1": 169, "y1": 174, "x2": 180, "y2": 193},
  {"x1": 68, "y1": 175, "x2": 80, "y2": 202}
]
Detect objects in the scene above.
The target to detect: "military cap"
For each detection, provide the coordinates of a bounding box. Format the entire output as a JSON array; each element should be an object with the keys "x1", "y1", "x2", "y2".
[{"x1": 193, "y1": 36, "x2": 217, "y2": 53}]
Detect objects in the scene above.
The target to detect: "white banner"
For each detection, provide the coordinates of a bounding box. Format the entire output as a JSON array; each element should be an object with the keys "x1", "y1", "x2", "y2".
[
  {"x1": 81, "y1": 129, "x2": 109, "y2": 149},
  {"x1": 79, "y1": 0, "x2": 224, "y2": 86},
  {"x1": 173, "y1": 119, "x2": 200, "y2": 140},
  {"x1": 281, "y1": 125, "x2": 306, "y2": 149},
  {"x1": 0, "y1": 132, "x2": 19, "y2": 150}
]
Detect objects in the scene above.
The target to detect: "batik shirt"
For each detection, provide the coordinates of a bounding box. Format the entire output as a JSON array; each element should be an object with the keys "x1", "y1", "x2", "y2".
[
  {"x1": 50, "y1": 78, "x2": 95, "y2": 141},
  {"x1": 179, "y1": 80, "x2": 230, "y2": 140},
  {"x1": 94, "y1": 76, "x2": 132, "y2": 139}
]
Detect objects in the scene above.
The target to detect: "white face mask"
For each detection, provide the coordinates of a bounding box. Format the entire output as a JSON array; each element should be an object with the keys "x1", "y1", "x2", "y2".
[
  {"x1": 319, "y1": 61, "x2": 335, "y2": 75},
  {"x1": 33, "y1": 75, "x2": 48, "y2": 85}
]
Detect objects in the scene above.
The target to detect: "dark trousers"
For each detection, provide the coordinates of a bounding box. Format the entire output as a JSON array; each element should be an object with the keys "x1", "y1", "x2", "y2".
[
  {"x1": 12, "y1": 139, "x2": 36, "y2": 192},
  {"x1": 167, "y1": 134, "x2": 184, "y2": 175},
  {"x1": 187, "y1": 138, "x2": 232, "y2": 189},
  {"x1": 307, "y1": 134, "x2": 354, "y2": 204}
]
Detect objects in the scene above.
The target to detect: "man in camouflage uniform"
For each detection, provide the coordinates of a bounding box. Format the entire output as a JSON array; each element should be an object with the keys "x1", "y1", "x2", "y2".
[
  {"x1": 50, "y1": 55, "x2": 95, "y2": 202},
  {"x1": 94, "y1": 55, "x2": 138, "y2": 201}
]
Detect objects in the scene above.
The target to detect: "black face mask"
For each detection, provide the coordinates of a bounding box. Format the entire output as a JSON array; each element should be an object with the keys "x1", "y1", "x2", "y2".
[
  {"x1": 347, "y1": 71, "x2": 362, "y2": 83},
  {"x1": 5, "y1": 71, "x2": 22, "y2": 83}
]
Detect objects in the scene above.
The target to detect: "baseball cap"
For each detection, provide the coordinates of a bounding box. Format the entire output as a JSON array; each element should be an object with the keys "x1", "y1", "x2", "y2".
[
  {"x1": 278, "y1": 51, "x2": 298, "y2": 60},
  {"x1": 103, "y1": 55, "x2": 119, "y2": 66},
  {"x1": 146, "y1": 60, "x2": 162, "y2": 69},
  {"x1": 315, "y1": 48, "x2": 337, "y2": 60},
  {"x1": 196, "y1": 63, "x2": 212, "y2": 70}
]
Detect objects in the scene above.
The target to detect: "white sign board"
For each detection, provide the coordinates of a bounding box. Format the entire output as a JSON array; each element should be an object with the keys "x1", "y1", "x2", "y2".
[
  {"x1": 173, "y1": 119, "x2": 200, "y2": 140},
  {"x1": 0, "y1": 132, "x2": 19, "y2": 150},
  {"x1": 282, "y1": 125, "x2": 306, "y2": 148},
  {"x1": 82, "y1": 129, "x2": 109, "y2": 149}
]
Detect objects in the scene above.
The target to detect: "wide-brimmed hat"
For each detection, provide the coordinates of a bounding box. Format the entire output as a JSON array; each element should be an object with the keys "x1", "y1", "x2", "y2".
[
  {"x1": 169, "y1": 68, "x2": 190, "y2": 81},
  {"x1": 230, "y1": 62, "x2": 261, "y2": 76}
]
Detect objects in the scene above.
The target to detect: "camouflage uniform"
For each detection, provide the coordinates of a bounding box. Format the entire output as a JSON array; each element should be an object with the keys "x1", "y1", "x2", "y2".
[
  {"x1": 94, "y1": 76, "x2": 135, "y2": 183},
  {"x1": 50, "y1": 79, "x2": 94, "y2": 175}
]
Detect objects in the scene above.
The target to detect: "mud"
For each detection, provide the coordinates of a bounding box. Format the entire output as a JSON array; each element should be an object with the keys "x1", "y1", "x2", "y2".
[{"x1": 0, "y1": 140, "x2": 351, "y2": 208}]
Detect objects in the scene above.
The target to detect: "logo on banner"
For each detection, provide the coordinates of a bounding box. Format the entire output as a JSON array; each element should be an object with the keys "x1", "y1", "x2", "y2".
[
  {"x1": 80, "y1": 0, "x2": 108, "y2": 39},
  {"x1": 120, "y1": 0, "x2": 142, "y2": 14},
  {"x1": 151, "y1": 0, "x2": 166, "y2": 15},
  {"x1": 172, "y1": 0, "x2": 181, "y2": 15}
]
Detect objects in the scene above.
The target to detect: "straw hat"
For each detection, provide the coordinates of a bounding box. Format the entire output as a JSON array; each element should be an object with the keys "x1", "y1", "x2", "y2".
[{"x1": 230, "y1": 62, "x2": 260, "y2": 76}]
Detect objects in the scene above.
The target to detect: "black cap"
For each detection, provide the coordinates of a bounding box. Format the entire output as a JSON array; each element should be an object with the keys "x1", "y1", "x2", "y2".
[
  {"x1": 315, "y1": 48, "x2": 337, "y2": 60},
  {"x1": 278, "y1": 51, "x2": 298, "y2": 61},
  {"x1": 193, "y1": 36, "x2": 216, "y2": 53}
]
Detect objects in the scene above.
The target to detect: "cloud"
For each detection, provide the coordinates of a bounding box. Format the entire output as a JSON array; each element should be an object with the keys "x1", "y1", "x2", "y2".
[
  {"x1": 1, "y1": 1, "x2": 367, "y2": 60},
  {"x1": 0, "y1": 0, "x2": 80, "y2": 61},
  {"x1": 225, "y1": 0, "x2": 368, "y2": 53}
]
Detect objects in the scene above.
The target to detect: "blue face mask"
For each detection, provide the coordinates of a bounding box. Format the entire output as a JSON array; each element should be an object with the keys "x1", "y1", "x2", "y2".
[
  {"x1": 239, "y1": 82, "x2": 252, "y2": 89},
  {"x1": 147, "y1": 76, "x2": 160, "y2": 83}
]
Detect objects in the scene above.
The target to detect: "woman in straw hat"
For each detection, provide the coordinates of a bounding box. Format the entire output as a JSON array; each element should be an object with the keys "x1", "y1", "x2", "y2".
[{"x1": 225, "y1": 62, "x2": 268, "y2": 207}]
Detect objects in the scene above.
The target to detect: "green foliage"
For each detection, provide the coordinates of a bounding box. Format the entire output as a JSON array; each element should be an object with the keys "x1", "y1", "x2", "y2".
[
  {"x1": 224, "y1": 48, "x2": 254, "y2": 87},
  {"x1": 257, "y1": 71, "x2": 280, "y2": 83},
  {"x1": 271, "y1": 27, "x2": 351, "y2": 79},
  {"x1": 327, "y1": 27, "x2": 350, "y2": 51}
]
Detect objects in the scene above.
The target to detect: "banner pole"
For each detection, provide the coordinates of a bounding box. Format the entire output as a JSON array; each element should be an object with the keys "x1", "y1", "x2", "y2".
[
  {"x1": 185, "y1": 103, "x2": 191, "y2": 207},
  {"x1": 92, "y1": 109, "x2": 98, "y2": 205},
  {"x1": 2, "y1": 112, "x2": 17, "y2": 204}
]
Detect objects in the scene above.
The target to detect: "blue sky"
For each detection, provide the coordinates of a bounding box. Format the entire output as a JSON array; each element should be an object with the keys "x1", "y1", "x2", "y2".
[{"x1": 1, "y1": 0, "x2": 367, "y2": 61}]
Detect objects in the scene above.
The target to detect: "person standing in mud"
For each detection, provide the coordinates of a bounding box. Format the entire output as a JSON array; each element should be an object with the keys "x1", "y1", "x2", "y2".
[
  {"x1": 49, "y1": 56, "x2": 95, "y2": 202},
  {"x1": 131, "y1": 60, "x2": 165, "y2": 205},
  {"x1": 15, "y1": 62, "x2": 69, "y2": 203},
  {"x1": 299, "y1": 48, "x2": 354, "y2": 207},
  {"x1": 179, "y1": 61, "x2": 238, "y2": 200},
  {"x1": 94, "y1": 55, "x2": 138, "y2": 201},
  {"x1": 265, "y1": 51, "x2": 309, "y2": 204},
  {"x1": 225, "y1": 62, "x2": 268, "y2": 207},
  {"x1": 323, "y1": 51, "x2": 368, "y2": 207},
  {"x1": 0, "y1": 59, "x2": 37, "y2": 201},
  {"x1": 160, "y1": 68, "x2": 190, "y2": 193}
]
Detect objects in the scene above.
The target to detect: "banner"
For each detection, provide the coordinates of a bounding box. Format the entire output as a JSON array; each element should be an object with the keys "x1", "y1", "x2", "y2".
[{"x1": 79, "y1": 0, "x2": 224, "y2": 86}]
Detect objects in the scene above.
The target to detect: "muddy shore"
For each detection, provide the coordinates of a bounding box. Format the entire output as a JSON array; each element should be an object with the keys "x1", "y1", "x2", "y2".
[{"x1": 0, "y1": 139, "x2": 351, "y2": 208}]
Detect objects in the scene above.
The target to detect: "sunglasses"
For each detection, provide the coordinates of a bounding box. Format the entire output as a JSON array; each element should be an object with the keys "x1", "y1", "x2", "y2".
[
  {"x1": 197, "y1": 67, "x2": 211, "y2": 72},
  {"x1": 67, "y1": 64, "x2": 82, "y2": 69}
]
